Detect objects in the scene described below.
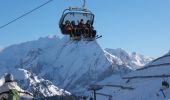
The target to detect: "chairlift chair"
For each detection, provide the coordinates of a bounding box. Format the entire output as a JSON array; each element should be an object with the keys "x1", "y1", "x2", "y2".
[{"x1": 59, "y1": 0, "x2": 99, "y2": 41}]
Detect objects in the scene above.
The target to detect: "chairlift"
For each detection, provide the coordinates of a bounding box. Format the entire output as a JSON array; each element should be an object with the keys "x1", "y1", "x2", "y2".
[{"x1": 59, "y1": 0, "x2": 100, "y2": 41}]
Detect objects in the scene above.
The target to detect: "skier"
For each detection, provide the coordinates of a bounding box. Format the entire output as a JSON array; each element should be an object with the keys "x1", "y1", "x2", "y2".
[
  {"x1": 159, "y1": 80, "x2": 169, "y2": 98},
  {"x1": 0, "y1": 73, "x2": 33, "y2": 100},
  {"x1": 162, "y1": 80, "x2": 169, "y2": 89}
]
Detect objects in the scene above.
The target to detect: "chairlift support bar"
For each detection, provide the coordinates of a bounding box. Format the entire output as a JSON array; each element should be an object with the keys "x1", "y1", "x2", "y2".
[{"x1": 62, "y1": 7, "x2": 92, "y2": 15}]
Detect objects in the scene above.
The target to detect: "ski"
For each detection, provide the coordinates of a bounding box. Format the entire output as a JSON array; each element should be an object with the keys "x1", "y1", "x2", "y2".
[{"x1": 95, "y1": 35, "x2": 102, "y2": 39}]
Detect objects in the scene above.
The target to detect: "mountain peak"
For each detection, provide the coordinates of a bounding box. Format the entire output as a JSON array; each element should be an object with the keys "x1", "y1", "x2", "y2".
[{"x1": 104, "y1": 48, "x2": 153, "y2": 69}]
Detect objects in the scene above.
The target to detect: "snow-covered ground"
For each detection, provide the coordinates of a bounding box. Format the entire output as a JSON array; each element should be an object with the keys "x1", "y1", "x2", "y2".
[{"x1": 93, "y1": 52, "x2": 170, "y2": 100}]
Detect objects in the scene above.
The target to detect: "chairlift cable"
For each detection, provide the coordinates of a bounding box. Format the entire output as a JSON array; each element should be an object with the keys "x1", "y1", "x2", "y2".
[{"x1": 0, "y1": 0, "x2": 53, "y2": 30}]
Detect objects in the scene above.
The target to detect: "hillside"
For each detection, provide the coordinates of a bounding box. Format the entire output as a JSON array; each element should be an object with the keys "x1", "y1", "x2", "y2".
[{"x1": 94, "y1": 51, "x2": 170, "y2": 100}]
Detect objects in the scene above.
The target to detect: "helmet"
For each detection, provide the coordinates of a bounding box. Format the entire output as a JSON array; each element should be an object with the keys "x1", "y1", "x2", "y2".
[
  {"x1": 71, "y1": 20, "x2": 75, "y2": 25},
  {"x1": 4, "y1": 73, "x2": 14, "y2": 82},
  {"x1": 87, "y1": 20, "x2": 91, "y2": 24},
  {"x1": 80, "y1": 19, "x2": 84, "y2": 22},
  {"x1": 65, "y1": 20, "x2": 70, "y2": 24}
]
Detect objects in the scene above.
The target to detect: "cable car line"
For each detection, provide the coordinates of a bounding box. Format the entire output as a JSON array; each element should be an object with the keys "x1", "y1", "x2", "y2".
[
  {"x1": 0, "y1": 0, "x2": 53, "y2": 30},
  {"x1": 82, "y1": 0, "x2": 86, "y2": 8}
]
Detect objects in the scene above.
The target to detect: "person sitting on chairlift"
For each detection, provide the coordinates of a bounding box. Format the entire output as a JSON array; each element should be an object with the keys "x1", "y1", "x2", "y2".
[
  {"x1": 86, "y1": 20, "x2": 96, "y2": 38},
  {"x1": 65, "y1": 20, "x2": 73, "y2": 37},
  {"x1": 85, "y1": 20, "x2": 94, "y2": 38},
  {"x1": 71, "y1": 20, "x2": 77, "y2": 37},
  {"x1": 78, "y1": 19, "x2": 85, "y2": 35},
  {"x1": 61, "y1": 22, "x2": 66, "y2": 33}
]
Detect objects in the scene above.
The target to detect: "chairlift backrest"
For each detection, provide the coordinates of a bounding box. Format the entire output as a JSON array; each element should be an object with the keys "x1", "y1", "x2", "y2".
[{"x1": 60, "y1": 12, "x2": 94, "y2": 25}]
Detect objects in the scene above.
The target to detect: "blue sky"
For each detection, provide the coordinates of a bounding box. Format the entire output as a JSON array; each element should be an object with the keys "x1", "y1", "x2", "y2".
[{"x1": 0, "y1": 0, "x2": 170, "y2": 57}]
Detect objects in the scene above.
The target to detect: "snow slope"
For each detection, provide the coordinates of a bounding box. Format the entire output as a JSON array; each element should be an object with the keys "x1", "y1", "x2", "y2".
[
  {"x1": 94, "y1": 51, "x2": 170, "y2": 100},
  {"x1": 0, "y1": 35, "x2": 152, "y2": 96}
]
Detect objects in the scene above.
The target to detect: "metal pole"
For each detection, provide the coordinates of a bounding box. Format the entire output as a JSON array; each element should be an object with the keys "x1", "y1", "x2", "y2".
[
  {"x1": 82, "y1": 0, "x2": 86, "y2": 8},
  {"x1": 94, "y1": 90, "x2": 96, "y2": 100}
]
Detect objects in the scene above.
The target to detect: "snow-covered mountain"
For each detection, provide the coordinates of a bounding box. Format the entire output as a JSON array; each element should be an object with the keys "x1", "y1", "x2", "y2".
[
  {"x1": 104, "y1": 48, "x2": 153, "y2": 70},
  {"x1": 94, "y1": 51, "x2": 170, "y2": 100},
  {"x1": 0, "y1": 35, "x2": 70, "y2": 97},
  {"x1": 0, "y1": 68, "x2": 70, "y2": 97},
  {"x1": 0, "y1": 35, "x2": 153, "y2": 96}
]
